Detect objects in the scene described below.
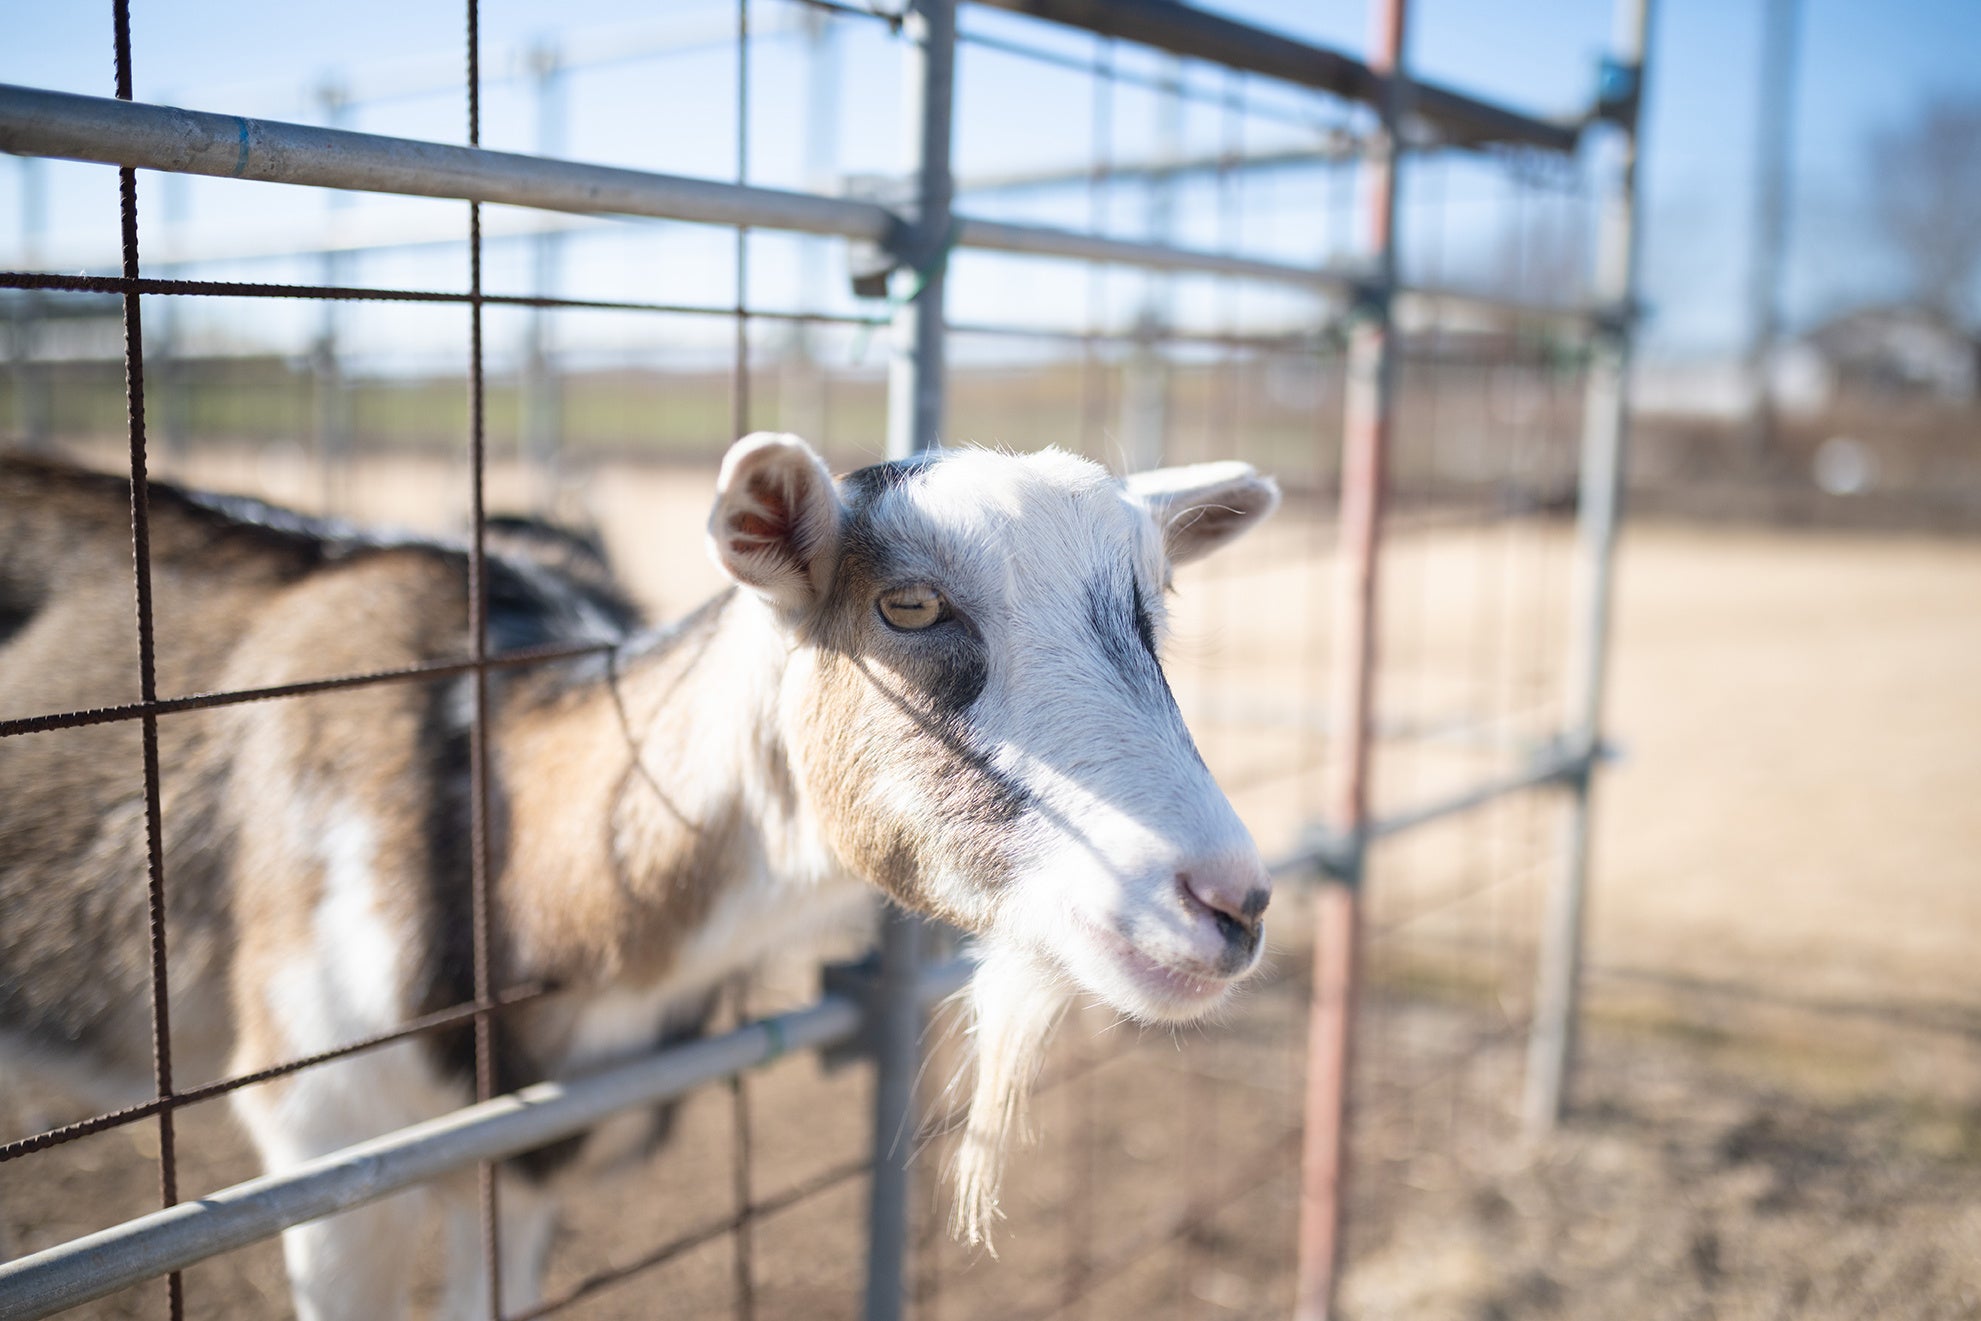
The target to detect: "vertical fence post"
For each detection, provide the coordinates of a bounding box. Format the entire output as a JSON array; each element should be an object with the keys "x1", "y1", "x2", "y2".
[
  {"x1": 865, "y1": 908, "x2": 927, "y2": 1321},
  {"x1": 1522, "y1": 0, "x2": 1653, "y2": 1139},
  {"x1": 10, "y1": 157, "x2": 50, "y2": 449},
  {"x1": 868, "y1": 4, "x2": 953, "y2": 1320},
  {"x1": 312, "y1": 79, "x2": 352, "y2": 513},
  {"x1": 781, "y1": 9, "x2": 841, "y2": 443},
  {"x1": 1293, "y1": 0, "x2": 1408, "y2": 1317},
  {"x1": 154, "y1": 171, "x2": 192, "y2": 461},
  {"x1": 1119, "y1": 57, "x2": 1181, "y2": 473},
  {"x1": 523, "y1": 41, "x2": 567, "y2": 513},
  {"x1": 1741, "y1": 0, "x2": 1799, "y2": 465},
  {"x1": 884, "y1": 0, "x2": 953, "y2": 469}
]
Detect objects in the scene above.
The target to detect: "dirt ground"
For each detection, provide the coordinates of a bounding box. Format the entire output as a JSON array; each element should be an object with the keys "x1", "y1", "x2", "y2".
[{"x1": 3, "y1": 449, "x2": 1978, "y2": 1318}]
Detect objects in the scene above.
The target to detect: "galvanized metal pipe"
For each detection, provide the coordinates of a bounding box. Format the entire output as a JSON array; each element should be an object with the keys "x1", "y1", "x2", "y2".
[
  {"x1": 1295, "y1": 743, "x2": 1597, "y2": 877},
  {"x1": 1371, "y1": 745, "x2": 1592, "y2": 841},
  {"x1": 969, "y1": 0, "x2": 1579, "y2": 153},
  {"x1": 0, "y1": 83, "x2": 1601, "y2": 325},
  {"x1": 864, "y1": 910, "x2": 929, "y2": 1321},
  {"x1": 955, "y1": 214, "x2": 1355, "y2": 294},
  {"x1": 0, "y1": 962, "x2": 973, "y2": 1321},
  {"x1": 1522, "y1": 0, "x2": 1654, "y2": 1140},
  {"x1": 0, "y1": 83, "x2": 901, "y2": 244},
  {"x1": 958, "y1": 142, "x2": 1361, "y2": 196}
]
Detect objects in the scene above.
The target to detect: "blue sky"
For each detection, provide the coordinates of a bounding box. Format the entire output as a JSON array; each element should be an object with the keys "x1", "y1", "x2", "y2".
[{"x1": 2, "y1": 0, "x2": 1977, "y2": 365}]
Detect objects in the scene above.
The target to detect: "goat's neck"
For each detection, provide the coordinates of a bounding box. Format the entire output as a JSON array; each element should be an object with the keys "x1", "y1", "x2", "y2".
[{"x1": 500, "y1": 589, "x2": 838, "y2": 989}]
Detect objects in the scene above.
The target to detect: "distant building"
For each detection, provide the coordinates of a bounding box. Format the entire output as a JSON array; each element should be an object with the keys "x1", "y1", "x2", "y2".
[
  {"x1": 1632, "y1": 306, "x2": 1980, "y2": 420},
  {"x1": 1800, "y1": 305, "x2": 1980, "y2": 402},
  {"x1": 1632, "y1": 357, "x2": 1758, "y2": 420}
]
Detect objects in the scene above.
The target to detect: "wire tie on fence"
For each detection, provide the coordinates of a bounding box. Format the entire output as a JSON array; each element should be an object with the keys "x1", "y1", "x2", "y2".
[
  {"x1": 761, "y1": 1014, "x2": 788, "y2": 1063},
  {"x1": 1305, "y1": 281, "x2": 1381, "y2": 362},
  {"x1": 849, "y1": 219, "x2": 958, "y2": 364},
  {"x1": 1344, "y1": 277, "x2": 1391, "y2": 331}
]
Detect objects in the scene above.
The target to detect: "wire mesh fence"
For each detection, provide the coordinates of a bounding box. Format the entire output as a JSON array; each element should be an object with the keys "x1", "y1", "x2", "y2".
[{"x1": 0, "y1": 0, "x2": 1643, "y2": 1317}]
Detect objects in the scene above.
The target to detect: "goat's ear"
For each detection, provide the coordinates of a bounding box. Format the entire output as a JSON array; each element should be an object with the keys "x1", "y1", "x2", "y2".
[
  {"x1": 1126, "y1": 461, "x2": 1280, "y2": 567},
  {"x1": 708, "y1": 432, "x2": 844, "y2": 612}
]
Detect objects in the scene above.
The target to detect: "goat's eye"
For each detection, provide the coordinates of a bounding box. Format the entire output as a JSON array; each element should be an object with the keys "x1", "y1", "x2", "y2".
[{"x1": 877, "y1": 584, "x2": 946, "y2": 631}]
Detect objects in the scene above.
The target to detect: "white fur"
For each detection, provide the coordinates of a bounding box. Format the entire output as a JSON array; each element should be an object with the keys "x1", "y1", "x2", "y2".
[
  {"x1": 236, "y1": 800, "x2": 476, "y2": 1320},
  {"x1": 948, "y1": 945, "x2": 1068, "y2": 1247},
  {"x1": 314, "y1": 807, "x2": 404, "y2": 1035}
]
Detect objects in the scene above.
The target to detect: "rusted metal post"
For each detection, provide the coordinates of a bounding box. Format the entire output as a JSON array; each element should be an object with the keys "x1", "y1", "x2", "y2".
[
  {"x1": 1293, "y1": 0, "x2": 1407, "y2": 1315},
  {"x1": 1522, "y1": 0, "x2": 1654, "y2": 1139}
]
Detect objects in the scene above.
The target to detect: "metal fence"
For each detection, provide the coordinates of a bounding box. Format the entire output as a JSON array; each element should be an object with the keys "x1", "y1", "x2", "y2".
[{"x1": 0, "y1": 0, "x2": 1647, "y2": 1317}]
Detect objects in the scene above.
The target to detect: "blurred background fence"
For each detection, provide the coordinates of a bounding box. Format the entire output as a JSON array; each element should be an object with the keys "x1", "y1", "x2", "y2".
[{"x1": 3, "y1": 0, "x2": 1978, "y2": 1319}]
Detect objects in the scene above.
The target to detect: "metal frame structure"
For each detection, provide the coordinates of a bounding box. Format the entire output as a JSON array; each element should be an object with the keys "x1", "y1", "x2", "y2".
[{"x1": 0, "y1": 0, "x2": 1647, "y2": 1317}]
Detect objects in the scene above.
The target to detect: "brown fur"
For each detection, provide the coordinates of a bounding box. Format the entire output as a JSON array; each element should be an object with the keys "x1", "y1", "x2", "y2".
[{"x1": 0, "y1": 455, "x2": 759, "y2": 1103}]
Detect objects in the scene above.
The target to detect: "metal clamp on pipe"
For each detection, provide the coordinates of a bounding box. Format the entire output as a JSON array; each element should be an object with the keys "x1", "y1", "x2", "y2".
[
  {"x1": 819, "y1": 927, "x2": 970, "y2": 1071},
  {"x1": 1592, "y1": 55, "x2": 1643, "y2": 129},
  {"x1": 1290, "y1": 827, "x2": 1365, "y2": 887},
  {"x1": 842, "y1": 173, "x2": 920, "y2": 297},
  {"x1": 819, "y1": 947, "x2": 893, "y2": 1070},
  {"x1": 843, "y1": 174, "x2": 954, "y2": 301}
]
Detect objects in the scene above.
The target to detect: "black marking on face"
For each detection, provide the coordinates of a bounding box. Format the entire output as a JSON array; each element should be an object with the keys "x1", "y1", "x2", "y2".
[
  {"x1": 1084, "y1": 570, "x2": 1205, "y2": 781},
  {"x1": 1131, "y1": 578, "x2": 1159, "y2": 659},
  {"x1": 827, "y1": 477, "x2": 993, "y2": 720},
  {"x1": 1086, "y1": 572, "x2": 1166, "y2": 693},
  {"x1": 840, "y1": 454, "x2": 940, "y2": 512}
]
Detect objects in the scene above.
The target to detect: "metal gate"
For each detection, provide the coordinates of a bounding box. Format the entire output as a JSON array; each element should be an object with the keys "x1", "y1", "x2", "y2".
[{"x1": 0, "y1": 1, "x2": 1647, "y2": 1316}]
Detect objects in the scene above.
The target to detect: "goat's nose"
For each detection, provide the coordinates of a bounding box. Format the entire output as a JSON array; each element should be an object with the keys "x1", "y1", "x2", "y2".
[{"x1": 1178, "y1": 863, "x2": 1271, "y2": 947}]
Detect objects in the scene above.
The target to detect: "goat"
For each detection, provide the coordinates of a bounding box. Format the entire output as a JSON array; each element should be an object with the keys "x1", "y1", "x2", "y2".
[{"x1": 0, "y1": 434, "x2": 1279, "y2": 1319}]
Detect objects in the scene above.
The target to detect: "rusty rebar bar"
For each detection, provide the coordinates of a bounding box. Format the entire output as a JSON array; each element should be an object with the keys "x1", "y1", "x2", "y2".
[
  {"x1": 0, "y1": 640, "x2": 612, "y2": 741},
  {"x1": 106, "y1": 3, "x2": 185, "y2": 1316},
  {"x1": 0, "y1": 984, "x2": 549, "y2": 1164}
]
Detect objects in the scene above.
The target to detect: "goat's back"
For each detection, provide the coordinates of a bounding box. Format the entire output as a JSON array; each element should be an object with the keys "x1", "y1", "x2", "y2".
[{"x1": 0, "y1": 454, "x2": 636, "y2": 1094}]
